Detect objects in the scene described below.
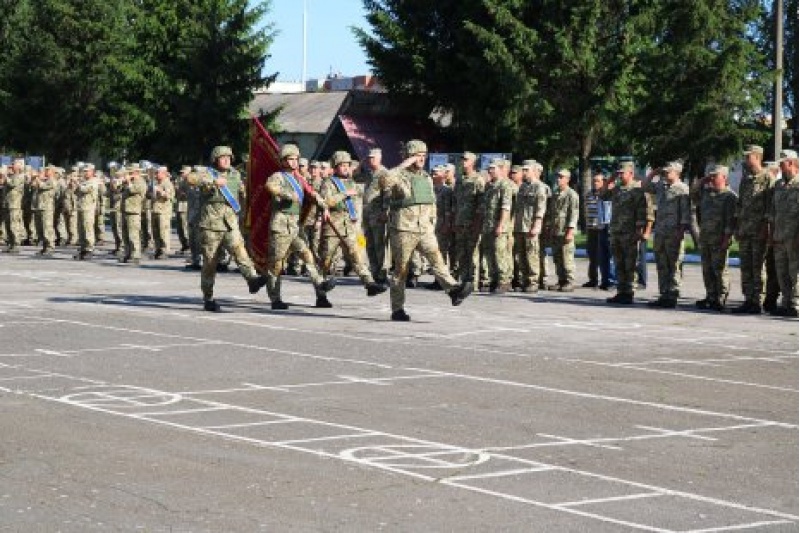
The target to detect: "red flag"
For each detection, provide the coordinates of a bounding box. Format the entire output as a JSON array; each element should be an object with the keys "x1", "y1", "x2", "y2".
[{"x1": 247, "y1": 116, "x2": 281, "y2": 272}]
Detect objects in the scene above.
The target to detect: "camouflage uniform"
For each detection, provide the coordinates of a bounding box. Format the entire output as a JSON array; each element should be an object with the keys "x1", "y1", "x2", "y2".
[
  {"x1": 62, "y1": 173, "x2": 79, "y2": 245},
  {"x1": 151, "y1": 176, "x2": 175, "y2": 257},
  {"x1": 22, "y1": 175, "x2": 37, "y2": 244},
  {"x1": 642, "y1": 167, "x2": 691, "y2": 304},
  {"x1": 512, "y1": 170, "x2": 547, "y2": 291},
  {"x1": 480, "y1": 173, "x2": 515, "y2": 291},
  {"x1": 141, "y1": 172, "x2": 153, "y2": 251},
  {"x1": 75, "y1": 175, "x2": 99, "y2": 257},
  {"x1": 121, "y1": 168, "x2": 147, "y2": 262},
  {"x1": 452, "y1": 168, "x2": 485, "y2": 283},
  {"x1": 362, "y1": 163, "x2": 390, "y2": 283},
  {"x1": 769, "y1": 163, "x2": 799, "y2": 314},
  {"x1": 547, "y1": 176, "x2": 580, "y2": 289},
  {"x1": 175, "y1": 169, "x2": 191, "y2": 252},
  {"x1": 2, "y1": 171, "x2": 25, "y2": 251},
  {"x1": 107, "y1": 172, "x2": 124, "y2": 254},
  {"x1": 185, "y1": 171, "x2": 203, "y2": 268},
  {"x1": 94, "y1": 178, "x2": 106, "y2": 244},
  {"x1": 0, "y1": 171, "x2": 6, "y2": 245},
  {"x1": 435, "y1": 181, "x2": 455, "y2": 268},
  {"x1": 735, "y1": 166, "x2": 773, "y2": 309},
  {"x1": 31, "y1": 171, "x2": 57, "y2": 254},
  {"x1": 693, "y1": 170, "x2": 737, "y2": 308}
]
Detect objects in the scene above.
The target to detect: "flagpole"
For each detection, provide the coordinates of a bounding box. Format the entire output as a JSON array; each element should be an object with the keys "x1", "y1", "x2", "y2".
[{"x1": 302, "y1": 0, "x2": 308, "y2": 88}]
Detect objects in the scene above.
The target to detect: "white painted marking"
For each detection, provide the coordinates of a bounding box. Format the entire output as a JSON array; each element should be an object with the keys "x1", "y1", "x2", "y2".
[
  {"x1": 0, "y1": 374, "x2": 55, "y2": 382},
  {"x1": 554, "y1": 492, "x2": 663, "y2": 508},
  {"x1": 118, "y1": 344, "x2": 163, "y2": 352},
  {"x1": 33, "y1": 349, "x2": 72, "y2": 358},
  {"x1": 444, "y1": 467, "x2": 555, "y2": 482},
  {"x1": 635, "y1": 425, "x2": 718, "y2": 442},
  {"x1": 134, "y1": 407, "x2": 226, "y2": 417},
  {"x1": 536, "y1": 433, "x2": 623, "y2": 451},
  {"x1": 683, "y1": 520, "x2": 795, "y2": 532},
  {"x1": 202, "y1": 419, "x2": 300, "y2": 430},
  {"x1": 273, "y1": 432, "x2": 380, "y2": 445}
]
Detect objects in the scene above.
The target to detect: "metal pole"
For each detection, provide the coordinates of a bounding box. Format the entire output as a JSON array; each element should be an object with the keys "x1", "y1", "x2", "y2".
[
  {"x1": 773, "y1": 0, "x2": 783, "y2": 158},
  {"x1": 302, "y1": 0, "x2": 308, "y2": 88}
]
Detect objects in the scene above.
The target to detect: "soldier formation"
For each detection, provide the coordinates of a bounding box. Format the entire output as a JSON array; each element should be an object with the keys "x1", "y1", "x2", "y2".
[{"x1": 1, "y1": 143, "x2": 797, "y2": 320}]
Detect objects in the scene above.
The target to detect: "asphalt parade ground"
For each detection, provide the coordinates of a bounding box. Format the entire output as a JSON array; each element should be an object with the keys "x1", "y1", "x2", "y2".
[{"x1": 0, "y1": 241, "x2": 797, "y2": 532}]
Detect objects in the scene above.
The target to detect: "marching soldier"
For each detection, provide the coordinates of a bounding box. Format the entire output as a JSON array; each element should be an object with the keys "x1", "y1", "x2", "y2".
[
  {"x1": 693, "y1": 165, "x2": 737, "y2": 311},
  {"x1": 30, "y1": 164, "x2": 57, "y2": 256},
  {"x1": 361, "y1": 149, "x2": 391, "y2": 284},
  {"x1": 151, "y1": 166, "x2": 175, "y2": 259},
  {"x1": 763, "y1": 161, "x2": 782, "y2": 312},
  {"x1": 187, "y1": 146, "x2": 267, "y2": 311},
  {"x1": 600, "y1": 161, "x2": 653, "y2": 304},
  {"x1": 452, "y1": 151, "x2": 485, "y2": 284},
  {"x1": 175, "y1": 166, "x2": 192, "y2": 254},
  {"x1": 94, "y1": 171, "x2": 107, "y2": 245},
  {"x1": 120, "y1": 164, "x2": 146, "y2": 264},
  {"x1": 0, "y1": 166, "x2": 6, "y2": 246},
  {"x1": 733, "y1": 145, "x2": 774, "y2": 314},
  {"x1": 3, "y1": 158, "x2": 27, "y2": 253},
  {"x1": 432, "y1": 164, "x2": 455, "y2": 287},
  {"x1": 107, "y1": 168, "x2": 125, "y2": 255},
  {"x1": 546, "y1": 169, "x2": 579, "y2": 291},
  {"x1": 141, "y1": 165, "x2": 154, "y2": 252},
  {"x1": 642, "y1": 161, "x2": 691, "y2": 308},
  {"x1": 512, "y1": 160, "x2": 548, "y2": 293},
  {"x1": 184, "y1": 166, "x2": 204, "y2": 270},
  {"x1": 317, "y1": 150, "x2": 387, "y2": 307},
  {"x1": 769, "y1": 150, "x2": 799, "y2": 317},
  {"x1": 380, "y1": 139, "x2": 472, "y2": 321},
  {"x1": 479, "y1": 159, "x2": 515, "y2": 293},
  {"x1": 22, "y1": 166, "x2": 38, "y2": 245},
  {"x1": 263, "y1": 144, "x2": 335, "y2": 310},
  {"x1": 74, "y1": 164, "x2": 99, "y2": 260},
  {"x1": 60, "y1": 167, "x2": 79, "y2": 246}
]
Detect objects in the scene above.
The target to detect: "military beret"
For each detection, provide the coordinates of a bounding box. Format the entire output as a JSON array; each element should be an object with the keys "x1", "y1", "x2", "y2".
[
  {"x1": 743, "y1": 144, "x2": 764, "y2": 155},
  {"x1": 368, "y1": 148, "x2": 382, "y2": 157},
  {"x1": 779, "y1": 149, "x2": 798, "y2": 162},
  {"x1": 462, "y1": 151, "x2": 477, "y2": 161},
  {"x1": 708, "y1": 164, "x2": 729, "y2": 176}
]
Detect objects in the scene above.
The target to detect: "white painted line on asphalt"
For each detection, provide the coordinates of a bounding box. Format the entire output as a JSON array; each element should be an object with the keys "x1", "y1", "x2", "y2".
[
  {"x1": 444, "y1": 467, "x2": 555, "y2": 482},
  {"x1": 683, "y1": 520, "x2": 795, "y2": 532},
  {"x1": 553, "y1": 492, "x2": 663, "y2": 508},
  {"x1": 570, "y1": 358, "x2": 799, "y2": 393},
  {"x1": 272, "y1": 432, "x2": 381, "y2": 445},
  {"x1": 535, "y1": 433, "x2": 623, "y2": 451},
  {"x1": 202, "y1": 419, "x2": 300, "y2": 430},
  {"x1": 0, "y1": 374, "x2": 56, "y2": 382},
  {"x1": 406, "y1": 367, "x2": 798, "y2": 429},
  {"x1": 133, "y1": 407, "x2": 228, "y2": 417},
  {"x1": 33, "y1": 349, "x2": 73, "y2": 358}
]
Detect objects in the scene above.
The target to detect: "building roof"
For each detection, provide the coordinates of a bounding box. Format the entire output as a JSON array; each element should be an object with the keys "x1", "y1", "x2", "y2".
[{"x1": 249, "y1": 92, "x2": 348, "y2": 135}]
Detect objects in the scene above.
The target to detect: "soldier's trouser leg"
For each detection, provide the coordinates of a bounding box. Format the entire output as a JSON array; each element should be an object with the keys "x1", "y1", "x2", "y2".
[
  {"x1": 0, "y1": 208, "x2": 6, "y2": 244},
  {"x1": 654, "y1": 233, "x2": 684, "y2": 299},
  {"x1": 265, "y1": 231, "x2": 323, "y2": 303},
  {"x1": 538, "y1": 237, "x2": 550, "y2": 286},
  {"x1": 67, "y1": 212, "x2": 78, "y2": 244},
  {"x1": 586, "y1": 229, "x2": 599, "y2": 284},
  {"x1": 480, "y1": 232, "x2": 498, "y2": 284},
  {"x1": 95, "y1": 207, "x2": 105, "y2": 242},
  {"x1": 110, "y1": 210, "x2": 122, "y2": 250},
  {"x1": 322, "y1": 232, "x2": 373, "y2": 285},
  {"x1": 764, "y1": 245, "x2": 780, "y2": 303},
  {"x1": 454, "y1": 227, "x2": 480, "y2": 283},
  {"x1": 188, "y1": 220, "x2": 201, "y2": 264},
  {"x1": 34, "y1": 210, "x2": 55, "y2": 251},
  {"x1": 738, "y1": 237, "x2": 767, "y2": 305},
  {"x1": 176, "y1": 212, "x2": 189, "y2": 250},
  {"x1": 636, "y1": 239, "x2": 648, "y2": 286},
  {"x1": 365, "y1": 224, "x2": 388, "y2": 282},
  {"x1": 123, "y1": 214, "x2": 142, "y2": 259},
  {"x1": 6, "y1": 209, "x2": 23, "y2": 248},
  {"x1": 611, "y1": 233, "x2": 637, "y2": 295},
  {"x1": 24, "y1": 208, "x2": 36, "y2": 241},
  {"x1": 774, "y1": 241, "x2": 799, "y2": 311},
  {"x1": 700, "y1": 237, "x2": 729, "y2": 303},
  {"x1": 552, "y1": 235, "x2": 575, "y2": 285},
  {"x1": 494, "y1": 232, "x2": 513, "y2": 285},
  {"x1": 141, "y1": 211, "x2": 151, "y2": 249},
  {"x1": 152, "y1": 213, "x2": 171, "y2": 253},
  {"x1": 524, "y1": 234, "x2": 541, "y2": 287},
  {"x1": 78, "y1": 210, "x2": 96, "y2": 252},
  {"x1": 408, "y1": 250, "x2": 423, "y2": 278},
  {"x1": 598, "y1": 229, "x2": 615, "y2": 285}
]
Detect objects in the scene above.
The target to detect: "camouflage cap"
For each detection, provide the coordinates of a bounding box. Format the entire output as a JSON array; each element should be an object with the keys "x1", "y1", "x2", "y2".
[
  {"x1": 488, "y1": 158, "x2": 505, "y2": 168},
  {"x1": 663, "y1": 161, "x2": 683, "y2": 173},
  {"x1": 511, "y1": 165, "x2": 522, "y2": 173},
  {"x1": 280, "y1": 144, "x2": 300, "y2": 160},
  {"x1": 617, "y1": 161, "x2": 634, "y2": 172},
  {"x1": 331, "y1": 150, "x2": 352, "y2": 166},
  {"x1": 308, "y1": 160, "x2": 320, "y2": 168},
  {"x1": 181, "y1": 165, "x2": 192, "y2": 173},
  {"x1": 743, "y1": 144, "x2": 764, "y2": 155},
  {"x1": 779, "y1": 149, "x2": 798, "y2": 162},
  {"x1": 708, "y1": 164, "x2": 729, "y2": 176},
  {"x1": 127, "y1": 163, "x2": 141, "y2": 172},
  {"x1": 432, "y1": 164, "x2": 446, "y2": 173},
  {"x1": 557, "y1": 168, "x2": 571, "y2": 178},
  {"x1": 368, "y1": 148, "x2": 382, "y2": 157},
  {"x1": 462, "y1": 151, "x2": 477, "y2": 161},
  {"x1": 84, "y1": 163, "x2": 95, "y2": 171},
  {"x1": 299, "y1": 158, "x2": 308, "y2": 167},
  {"x1": 320, "y1": 161, "x2": 331, "y2": 170},
  {"x1": 210, "y1": 145, "x2": 233, "y2": 161},
  {"x1": 446, "y1": 163, "x2": 455, "y2": 173},
  {"x1": 405, "y1": 139, "x2": 427, "y2": 155},
  {"x1": 114, "y1": 169, "x2": 126, "y2": 178}
]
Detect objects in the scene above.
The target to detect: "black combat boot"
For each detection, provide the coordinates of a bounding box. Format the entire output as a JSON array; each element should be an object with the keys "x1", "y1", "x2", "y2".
[
  {"x1": 315, "y1": 289, "x2": 333, "y2": 308},
  {"x1": 391, "y1": 309, "x2": 410, "y2": 321},
  {"x1": 366, "y1": 282, "x2": 387, "y2": 296},
  {"x1": 247, "y1": 275, "x2": 268, "y2": 294},
  {"x1": 448, "y1": 281, "x2": 473, "y2": 307},
  {"x1": 203, "y1": 300, "x2": 221, "y2": 312},
  {"x1": 271, "y1": 300, "x2": 289, "y2": 310}
]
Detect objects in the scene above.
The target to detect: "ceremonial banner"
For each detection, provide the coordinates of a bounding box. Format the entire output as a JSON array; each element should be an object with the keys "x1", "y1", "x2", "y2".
[{"x1": 247, "y1": 116, "x2": 282, "y2": 272}]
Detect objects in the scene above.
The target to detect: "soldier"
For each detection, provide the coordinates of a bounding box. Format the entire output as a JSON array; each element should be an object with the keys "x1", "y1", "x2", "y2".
[
  {"x1": 141, "y1": 165, "x2": 154, "y2": 252},
  {"x1": 120, "y1": 164, "x2": 146, "y2": 264},
  {"x1": 452, "y1": 151, "x2": 485, "y2": 284},
  {"x1": 693, "y1": 165, "x2": 737, "y2": 311},
  {"x1": 479, "y1": 159, "x2": 515, "y2": 293},
  {"x1": 31, "y1": 164, "x2": 57, "y2": 256},
  {"x1": 380, "y1": 139, "x2": 472, "y2": 321},
  {"x1": 732, "y1": 145, "x2": 774, "y2": 314},
  {"x1": 263, "y1": 144, "x2": 335, "y2": 310},
  {"x1": 3, "y1": 158, "x2": 27, "y2": 253},
  {"x1": 22, "y1": 166, "x2": 38, "y2": 245},
  {"x1": 769, "y1": 150, "x2": 799, "y2": 317},
  {"x1": 175, "y1": 166, "x2": 192, "y2": 254},
  {"x1": 73, "y1": 164, "x2": 99, "y2": 260},
  {"x1": 94, "y1": 170, "x2": 107, "y2": 245},
  {"x1": 600, "y1": 161, "x2": 653, "y2": 304},
  {"x1": 512, "y1": 160, "x2": 548, "y2": 293},
  {"x1": 361, "y1": 149, "x2": 391, "y2": 284},
  {"x1": 61, "y1": 167, "x2": 79, "y2": 246},
  {"x1": 184, "y1": 166, "x2": 204, "y2": 270},
  {"x1": 151, "y1": 166, "x2": 175, "y2": 259},
  {"x1": 762, "y1": 160, "x2": 782, "y2": 312},
  {"x1": 107, "y1": 168, "x2": 125, "y2": 255},
  {"x1": 179, "y1": 147, "x2": 264, "y2": 311},
  {"x1": 431, "y1": 164, "x2": 455, "y2": 287},
  {"x1": 316, "y1": 150, "x2": 387, "y2": 307},
  {"x1": 537, "y1": 178, "x2": 554, "y2": 290},
  {"x1": 546, "y1": 169, "x2": 579, "y2": 291},
  {"x1": 641, "y1": 161, "x2": 691, "y2": 308}
]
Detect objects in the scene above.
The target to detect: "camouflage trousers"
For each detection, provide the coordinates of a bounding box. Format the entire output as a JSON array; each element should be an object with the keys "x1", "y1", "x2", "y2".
[
  {"x1": 200, "y1": 226, "x2": 258, "y2": 301},
  {"x1": 109, "y1": 210, "x2": 123, "y2": 251},
  {"x1": 364, "y1": 222, "x2": 389, "y2": 283},
  {"x1": 513, "y1": 233, "x2": 540, "y2": 288},
  {"x1": 699, "y1": 234, "x2": 730, "y2": 304},
  {"x1": 436, "y1": 229, "x2": 453, "y2": 268},
  {"x1": 60, "y1": 210, "x2": 77, "y2": 245},
  {"x1": 33, "y1": 209, "x2": 55, "y2": 251},
  {"x1": 737, "y1": 236, "x2": 767, "y2": 305},
  {"x1": 320, "y1": 230, "x2": 373, "y2": 285},
  {"x1": 452, "y1": 226, "x2": 479, "y2": 282},
  {"x1": 3, "y1": 209, "x2": 23, "y2": 248},
  {"x1": 389, "y1": 230, "x2": 458, "y2": 312},
  {"x1": 152, "y1": 212, "x2": 172, "y2": 254},
  {"x1": 265, "y1": 229, "x2": 324, "y2": 303},
  {"x1": 140, "y1": 210, "x2": 151, "y2": 250},
  {"x1": 773, "y1": 238, "x2": 799, "y2": 310},
  {"x1": 188, "y1": 217, "x2": 201, "y2": 265},
  {"x1": 551, "y1": 235, "x2": 575, "y2": 285},
  {"x1": 176, "y1": 210, "x2": 189, "y2": 250},
  {"x1": 23, "y1": 207, "x2": 37, "y2": 242},
  {"x1": 95, "y1": 206, "x2": 105, "y2": 243},
  {"x1": 610, "y1": 233, "x2": 640, "y2": 295},
  {"x1": 481, "y1": 231, "x2": 513, "y2": 286},
  {"x1": 122, "y1": 213, "x2": 142, "y2": 259},
  {"x1": 77, "y1": 209, "x2": 96, "y2": 253},
  {"x1": 653, "y1": 232, "x2": 684, "y2": 298},
  {"x1": 538, "y1": 236, "x2": 551, "y2": 286}
]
